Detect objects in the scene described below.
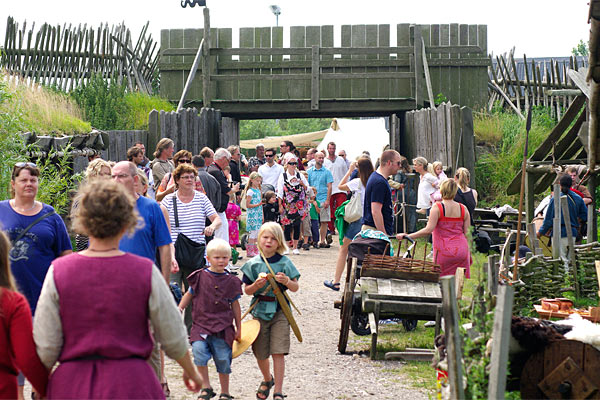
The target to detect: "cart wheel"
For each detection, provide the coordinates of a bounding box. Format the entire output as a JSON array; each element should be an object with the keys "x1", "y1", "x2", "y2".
[
  {"x1": 338, "y1": 258, "x2": 358, "y2": 354},
  {"x1": 351, "y1": 312, "x2": 371, "y2": 336},
  {"x1": 402, "y1": 318, "x2": 418, "y2": 332}
]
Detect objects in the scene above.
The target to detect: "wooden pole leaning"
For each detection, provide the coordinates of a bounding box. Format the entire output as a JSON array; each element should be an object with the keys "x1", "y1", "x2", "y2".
[
  {"x1": 176, "y1": 38, "x2": 204, "y2": 112},
  {"x1": 513, "y1": 106, "x2": 533, "y2": 281}
]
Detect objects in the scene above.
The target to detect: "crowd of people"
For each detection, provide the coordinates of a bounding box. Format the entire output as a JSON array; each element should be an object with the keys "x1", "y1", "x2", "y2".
[{"x1": 0, "y1": 134, "x2": 488, "y2": 399}]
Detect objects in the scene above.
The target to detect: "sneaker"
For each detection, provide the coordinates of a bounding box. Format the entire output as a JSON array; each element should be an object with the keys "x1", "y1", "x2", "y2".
[
  {"x1": 319, "y1": 242, "x2": 331, "y2": 249},
  {"x1": 292, "y1": 249, "x2": 300, "y2": 255},
  {"x1": 302, "y1": 243, "x2": 311, "y2": 251},
  {"x1": 283, "y1": 249, "x2": 290, "y2": 255},
  {"x1": 424, "y1": 321, "x2": 436, "y2": 328},
  {"x1": 312, "y1": 242, "x2": 319, "y2": 249}
]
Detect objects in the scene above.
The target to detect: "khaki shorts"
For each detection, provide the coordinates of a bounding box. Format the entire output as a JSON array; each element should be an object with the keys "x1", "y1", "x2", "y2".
[
  {"x1": 252, "y1": 310, "x2": 290, "y2": 360},
  {"x1": 302, "y1": 216, "x2": 311, "y2": 236},
  {"x1": 319, "y1": 205, "x2": 331, "y2": 222}
]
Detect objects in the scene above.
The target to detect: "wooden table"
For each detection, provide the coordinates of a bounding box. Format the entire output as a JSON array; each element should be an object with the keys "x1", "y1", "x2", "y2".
[{"x1": 359, "y1": 277, "x2": 442, "y2": 359}]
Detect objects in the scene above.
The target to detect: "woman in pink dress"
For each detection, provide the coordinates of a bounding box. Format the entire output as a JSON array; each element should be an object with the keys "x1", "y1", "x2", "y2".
[{"x1": 397, "y1": 179, "x2": 471, "y2": 278}]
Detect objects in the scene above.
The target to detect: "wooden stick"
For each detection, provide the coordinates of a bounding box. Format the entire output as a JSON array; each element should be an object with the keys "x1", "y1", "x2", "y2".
[
  {"x1": 258, "y1": 249, "x2": 302, "y2": 315},
  {"x1": 488, "y1": 285, "x2": 515, "y2": 399}
]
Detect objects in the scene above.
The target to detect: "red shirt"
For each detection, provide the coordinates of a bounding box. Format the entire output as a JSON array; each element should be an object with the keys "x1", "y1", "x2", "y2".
[{"x1": 0, "y1": 290, "x2": 48, "y2": 398}]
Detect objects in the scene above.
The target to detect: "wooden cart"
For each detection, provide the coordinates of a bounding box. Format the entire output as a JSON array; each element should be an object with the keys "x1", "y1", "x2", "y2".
[{"x1": 337, "y1": 238, "x2": 443, "y2": 359}]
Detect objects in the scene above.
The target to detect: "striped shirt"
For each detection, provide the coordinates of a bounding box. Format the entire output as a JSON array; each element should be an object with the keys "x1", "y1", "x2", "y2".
[{"x1": 161, "y1": 191, "x2": 217, "y2": 245}]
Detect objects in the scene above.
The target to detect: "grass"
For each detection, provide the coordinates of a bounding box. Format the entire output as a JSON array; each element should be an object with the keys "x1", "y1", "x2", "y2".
[
  {"x1": 1, "y1": 73, "x2": 90, "y2": 135},
  {"x1": 122, "y1": 91, "x2": 175, "y2": 130}
]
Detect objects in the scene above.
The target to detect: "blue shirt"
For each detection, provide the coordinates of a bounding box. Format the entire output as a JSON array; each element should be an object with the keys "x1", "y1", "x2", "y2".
[
  {"x1": 307, "y1": 166, "x2": 333, "y2": 203},
  {"x1": 363, "y1": 172, "x2": 394, "y2": 235},
  {"x1": 120, "y1": 195, "x2": 172, "y2": 261},
  {"x1": 0, "y1": 201, "x2": 72, "y2": 314},
  {"x1": 539, "y1": 191, "x2": 587, "y2": 238}
]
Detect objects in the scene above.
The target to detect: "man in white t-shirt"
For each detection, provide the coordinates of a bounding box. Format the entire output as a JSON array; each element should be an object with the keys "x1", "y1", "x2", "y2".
[
  {"x1": 323, "y1": 142, "x2": 349, "y2": 233},
  {"x1": 258, "y1": 147, "x2": 284, "y2": 191}
]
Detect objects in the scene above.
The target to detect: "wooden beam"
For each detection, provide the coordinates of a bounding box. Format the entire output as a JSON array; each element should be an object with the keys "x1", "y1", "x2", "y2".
[
  {"x1": 488, "y1": 285, "x2": 515, "y2": 399},
  {"x1": 440, "y1": 276, "x2": 465, "y2": 400},
  {"x1": 490, "y1": 80, "x2": 525, "y2": 119},
  {"x1": 176, "y1": 38, "x2": 204, "y2": 111},
  {"x1": 552, "y1": 184, "x2": 561, "y2": 260},
  {"x1": 560, "y1": 196, "x2": 579, "y2": 297},
  {"x1": 202, "y1": 7, "x2": 211, "y2": 108},
  {"x1": 421, "y1": 38, "x2": 436, "y2": 110},
  {"x1": 311, "y1": 45, "x2": 320, "y2": 110},
  {"x1": 546, "y1": 89, "x2": 583, "y2": 96}
]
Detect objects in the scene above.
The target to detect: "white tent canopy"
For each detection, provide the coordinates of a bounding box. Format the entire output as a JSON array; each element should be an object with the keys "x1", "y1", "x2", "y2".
[{"x1": 317, "y1": 118, "x2": 390, "y2": 162}]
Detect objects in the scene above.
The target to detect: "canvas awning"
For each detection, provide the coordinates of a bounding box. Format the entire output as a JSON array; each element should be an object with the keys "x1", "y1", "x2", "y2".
[{"x1": 240, "y1": 129, "x2": 328, "y2": 150}]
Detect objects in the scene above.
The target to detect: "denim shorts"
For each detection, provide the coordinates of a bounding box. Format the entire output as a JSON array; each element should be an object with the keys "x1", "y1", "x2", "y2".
[
  {"x1": 192, "y1": 336, "x2": 232, "y2": 374},
  {"x1": 344, "y1": 219, "x2": 362, "y2": 240}
]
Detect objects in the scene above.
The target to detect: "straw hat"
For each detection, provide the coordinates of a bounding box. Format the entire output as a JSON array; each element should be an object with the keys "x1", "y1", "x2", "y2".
[{"x1": 232, "y1": 320, "x2": 261, "y2": 358}]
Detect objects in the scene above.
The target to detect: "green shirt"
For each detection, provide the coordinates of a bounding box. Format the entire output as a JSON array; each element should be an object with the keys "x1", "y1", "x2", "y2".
[
  {"x1": 240, "y1": 255, "x2": 301, "y2": 321},
  {"x1": 309, "y1": 199, "x2": 321, "y2": 220}
]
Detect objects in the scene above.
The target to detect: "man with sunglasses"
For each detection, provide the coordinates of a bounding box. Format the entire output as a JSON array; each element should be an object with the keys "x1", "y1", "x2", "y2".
[{"x1": 258, "y1": 148, "x2": 284, "y2": 191}]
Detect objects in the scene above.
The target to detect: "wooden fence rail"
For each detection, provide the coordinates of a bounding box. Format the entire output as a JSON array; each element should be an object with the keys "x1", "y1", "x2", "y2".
[{"x1": 1, "y1": 16, "x2": 159, "y2": 93}]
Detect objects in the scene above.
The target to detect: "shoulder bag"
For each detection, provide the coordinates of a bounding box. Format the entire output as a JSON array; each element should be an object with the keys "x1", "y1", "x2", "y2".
[
  {"x1": 172, "y1": 196, "x2": 206, "y2": 270},
  {"x1": 11, "y1": 210, "x2": 56, "y2": 244},
  {"x1": 344, "y1": 192, "x2": 362, "y2": 223}
]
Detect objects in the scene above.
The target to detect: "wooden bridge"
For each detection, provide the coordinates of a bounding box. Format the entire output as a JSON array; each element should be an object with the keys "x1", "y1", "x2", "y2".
[{"x1": 159, "y1": 20, "x2": 489, "y2": 119}]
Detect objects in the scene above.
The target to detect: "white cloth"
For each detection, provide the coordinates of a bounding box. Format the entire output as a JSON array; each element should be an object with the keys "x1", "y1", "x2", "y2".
[
  {"x1": 214, "y1": 211, "x2": 229, "y2": 242},
  {"x1": 306, "y1": 159, "x2": 316, "y2": 169},
  {"x1": 417, "y1": 173, "x2": 437, "y2": 209},
  {"x1": 491, "y1": 204, "x2": 519, "y2": 218},
  {"x1": 258, "y1": 162, "x2": 284, "y2": 188},
  {"x1": 324, "y1": 156, "x2": 349, "y2": 195},
  {"x1": 346, "y1": 177, "x2": 366, "y2": 209},
  {"x1": 33, "y1": 264, "x2": 188, "y2": 370},
  {"x1": 535, "y1": 195, "x2": 552, "y2": 218},
  {"x1": 276, "y1": 170, "x2": 309, "y2": 199}
]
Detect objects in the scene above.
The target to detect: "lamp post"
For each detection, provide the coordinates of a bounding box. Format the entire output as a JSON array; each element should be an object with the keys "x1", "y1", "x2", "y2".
[{"x1": 269, "y1": 5, "x2": 281, "y2": 27}]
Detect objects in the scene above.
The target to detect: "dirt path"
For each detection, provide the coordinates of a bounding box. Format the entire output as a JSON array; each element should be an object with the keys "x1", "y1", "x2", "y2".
[{"x1": 163, "y1": 238, "x2": 429, "y2": 400}]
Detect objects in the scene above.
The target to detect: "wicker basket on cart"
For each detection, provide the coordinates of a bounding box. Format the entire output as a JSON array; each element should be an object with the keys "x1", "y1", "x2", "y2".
[{"x1": 360, "y1": 245, "x2": 441, "y2": 282}]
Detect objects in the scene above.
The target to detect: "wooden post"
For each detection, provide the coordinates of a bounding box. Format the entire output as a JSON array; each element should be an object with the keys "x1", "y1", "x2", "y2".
[
  {"x1": 440, "y1": 276, "x2": 465, "y2": 400},
  {"x1": 560, "y1": 196, "x2": 580, "y2": 298},
  {"x1": 176, "y1": 38, "x2": 204, "y2": 112},
  {"x1": 487, "y1": 255, "x2": 499, "y2": 296},
  {"x1": 587, "y1": 174, "x2": 597, "y2": 242},
  {"x1": 421, "y1": 37, "x2": 436, "y2": 110},
  {"x1": 488, "y1": 285, "x2": 515, "y2": 400},
  {"x1": 552, "y1": 184, "x2": 561, "y2": 260},
  {"x1": 595, "y1": 261, "x2": 600, "y2": 299},
  {"x1": 202, "y1": 7, "x2": 211, "y2": 108},
  {"x1": 526, "y1": 223, "x2": 543, "y2": 256},
  {"x1": 525, "y1": 170, "x2": 536, "y2": 224},
  {"x1": 147, "y1": 109, "x2": 160, "y2": 154},
  {"x1": 413, "y1": 25, "x2": 424, "y2": 108},
  {"x1": 311, "y1": 45, "x2": 320, "y2": 111}
]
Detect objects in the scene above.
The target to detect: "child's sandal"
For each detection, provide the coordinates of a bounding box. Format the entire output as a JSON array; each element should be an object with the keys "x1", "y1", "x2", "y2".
[
  {"x1": 256, "y1": 376, "x2": 274, "y2": 400},
  {"x1": 273, "y1": 393, "x2": 287, "y2": 400},
  {"x1": 218, "y1": 395, "x2": 234, "y2": 400}
]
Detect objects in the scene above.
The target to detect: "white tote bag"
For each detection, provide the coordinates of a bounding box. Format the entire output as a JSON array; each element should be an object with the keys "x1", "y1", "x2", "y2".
[{"x1": 344, "y1": 192, "x2": 362, "y2": 223}]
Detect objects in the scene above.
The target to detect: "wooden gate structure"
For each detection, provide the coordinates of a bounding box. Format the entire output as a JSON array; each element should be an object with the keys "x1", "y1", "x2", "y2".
[{"x1": 159, "y1": 20, "x2": 489, "y2": 120}]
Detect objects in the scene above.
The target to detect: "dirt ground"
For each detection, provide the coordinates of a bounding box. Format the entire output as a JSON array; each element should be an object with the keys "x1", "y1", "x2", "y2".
[{"x1": 162, "y1": 237, "x2": 429, "y2": 400}]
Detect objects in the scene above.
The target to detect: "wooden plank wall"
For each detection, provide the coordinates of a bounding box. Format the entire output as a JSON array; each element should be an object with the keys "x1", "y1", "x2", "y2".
[
  {"x1": 100, "y1": 130, "x2": 147, "y2": 162},
  {"x1": 146, "y1": 107, "x2": 220, "y2": 157},
  {"x1": 1, "y1": 16, "x2": 158, "y2": 93},
  {"x1": 159, "y1": 24, "x2": 488, "y2": 110},
  {"x1": 403, "y1": 103, "x2": 476, "y2": 185}
]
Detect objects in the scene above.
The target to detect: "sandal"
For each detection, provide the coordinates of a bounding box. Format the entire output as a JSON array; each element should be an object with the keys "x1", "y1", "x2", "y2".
[
  {"x1": 273, "y1": 393, "x2": 287, "y2": 400},
  {"x1": 218, "y1": 395, "x2": 234, "y2": 400},
  {"x1": 198, "y1": 388, "x2": 216, "y2": 400},
  {"x1": 161, "y1": 381, "x2": 171, "y2": 398},
  {"x1": 256, "y1": 376, "x2": 274, "y2": 400},
  {"x1": 324, "y1": 280, "x2": 340, "y2": 291}
]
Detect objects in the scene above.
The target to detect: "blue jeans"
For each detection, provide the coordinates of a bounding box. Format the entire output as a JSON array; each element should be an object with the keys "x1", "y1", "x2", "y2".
[
  {"x1": 192, "y1": 336, "x2": 233, "y2": 374},
  {"x1": 310, "y1": 219, "x2": 320, "y2": 243},
  {"x1": 345, "y1": 219, "x2": 362, "y2": 240}
]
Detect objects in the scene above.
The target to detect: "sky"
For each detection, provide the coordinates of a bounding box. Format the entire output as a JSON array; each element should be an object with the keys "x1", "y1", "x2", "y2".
[{"x1": 1, "y1": 0, "x2": 591, "y2": 58}]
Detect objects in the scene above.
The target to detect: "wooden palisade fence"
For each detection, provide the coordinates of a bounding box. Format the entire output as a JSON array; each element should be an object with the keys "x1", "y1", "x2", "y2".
[
  {"x1": 160, "y1": 19, "x2": 489, "y2": 116},
  {"x1": 489, "y1": 50, "x2": 588, "y2": 120},
  {"x1": 401, "y1": 102, "x2": 475, "y2": 184},
  {"x1": 1, "y1": 16, "x2": 159, "y2": 93}
]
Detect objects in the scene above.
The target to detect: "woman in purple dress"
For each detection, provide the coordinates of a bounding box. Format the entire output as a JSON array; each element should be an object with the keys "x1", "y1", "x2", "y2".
[{"x1": 33, "y1": 180, "x2": 203, "y2": 399}]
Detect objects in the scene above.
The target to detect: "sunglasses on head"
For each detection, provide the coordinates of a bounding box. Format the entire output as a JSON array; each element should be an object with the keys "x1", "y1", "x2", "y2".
[
  {"x1": 178, "y1": 159, "x2": 191, "y2": 163},
  {"x1": 288, "y1": 161, "x2": 298, "y2": 165},
  {"x1": 15, "y1": 162, "x2": 37, "y2": 168}
]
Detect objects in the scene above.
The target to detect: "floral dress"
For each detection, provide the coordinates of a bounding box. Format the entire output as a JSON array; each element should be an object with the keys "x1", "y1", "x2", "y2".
[
  {"x1": 246, "y1": 188, "x2": 263, "y2": 234},
  {"x1": 280, "y1": 172, "x2": 308, "y2": 226},
  {"x1": 226, "y1": 202, "x2": 241, "y2": 246}
]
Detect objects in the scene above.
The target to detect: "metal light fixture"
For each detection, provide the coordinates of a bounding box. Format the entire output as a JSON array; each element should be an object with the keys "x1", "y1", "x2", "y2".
[
  {"x1": 181, "y1": 0, "x2": 206, "y2": 8},
  {"x1": 269, "y1": 5, "x2": 281, "y2": 27}
]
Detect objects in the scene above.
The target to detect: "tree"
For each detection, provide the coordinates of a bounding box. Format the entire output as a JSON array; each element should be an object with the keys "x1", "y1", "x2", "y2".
[
  {"x1": 572, "y1": 39, "x2": 589, "y2": 57},
  {"x1": 239, "y1": 118, "x2": 331, "y2": 140}
]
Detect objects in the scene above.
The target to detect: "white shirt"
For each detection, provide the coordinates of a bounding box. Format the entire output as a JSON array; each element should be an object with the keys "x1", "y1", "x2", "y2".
[
  {"x1": 258, "y1": 162, "x2": 284, "y2": 188},
  {"x1": 417, "y1": 172, "x2": 437, "y2": 209},
  {"x1": 346, "y1": 177, "x2": 366, "y2": 209},
  {"x1": 324, "y1": 156, "x2": 349, "y2": 195},
  {"x1": 276, "y1": 170, "x2": 309, "y2": 199}
]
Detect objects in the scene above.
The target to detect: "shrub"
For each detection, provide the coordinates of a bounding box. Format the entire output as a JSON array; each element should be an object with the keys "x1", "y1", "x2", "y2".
[
  {"x1": 36, "y1": 146, "x2": 82, "y2": 215},
  {"x1": 122, "y1": 91, "x2": 175, "y2": 130},
  {"x1": 71, "y1": 74, "x2": 128, "y2": 130}
]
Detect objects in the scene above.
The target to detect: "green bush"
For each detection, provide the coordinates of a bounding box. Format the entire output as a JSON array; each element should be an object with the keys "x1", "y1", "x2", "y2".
[
  {"x1": 474, "y1": 106, "x2": 555, "y2": 206},
  {"x1": 240, "y1": 118, "x2": 331, "y2": 140},
  {"x1": 71, "y1": 74, "x2": 175, "y2": 130}
]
